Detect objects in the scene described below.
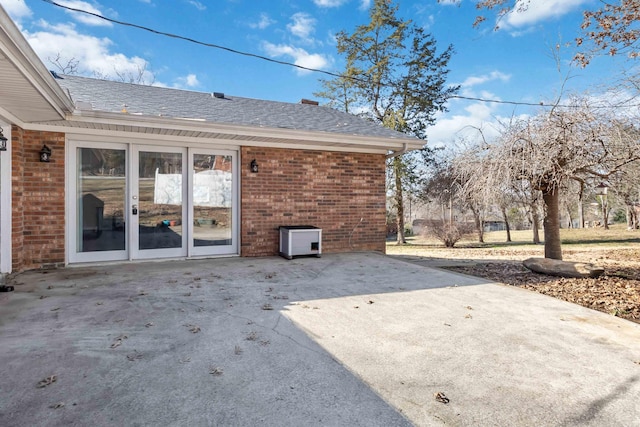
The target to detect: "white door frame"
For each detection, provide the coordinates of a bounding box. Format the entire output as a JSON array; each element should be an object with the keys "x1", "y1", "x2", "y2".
[
  {"x1": 66, "y1": 137, "x2": 239, "y2": 264},
  {"x1": 187, "y1": 149, "x2": 239, "y2": 257},
  {"x1": 67, "y1": 140, "x2": 129, "y2": 264},
  {"x1": 130, "y1": 145, "x2": 188, "y2": 260},
  {"x1": 0, "y1": 122, "x2": 11, "y2": 273}
]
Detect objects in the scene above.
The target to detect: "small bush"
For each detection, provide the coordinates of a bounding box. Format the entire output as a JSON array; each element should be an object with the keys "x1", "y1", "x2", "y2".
[{"x1": 423, "y1": 220, "x2": 473, "y2": 248}]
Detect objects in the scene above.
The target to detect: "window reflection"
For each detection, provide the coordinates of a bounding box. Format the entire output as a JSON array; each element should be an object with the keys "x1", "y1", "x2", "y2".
[
  {"x1": 77, "y1": 148, "x2": 126, "y2": 252},
  {"x1": 193, "y1": 154, "x2": 233, "y2": 247}
]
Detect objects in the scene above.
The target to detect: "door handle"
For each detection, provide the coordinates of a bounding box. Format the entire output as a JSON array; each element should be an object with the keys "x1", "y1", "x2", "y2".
[{"x1": 132, "y1": 204, "x2": 138, "y2": 215}]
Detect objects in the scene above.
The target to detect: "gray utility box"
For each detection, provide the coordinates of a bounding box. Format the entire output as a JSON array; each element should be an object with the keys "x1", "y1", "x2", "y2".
[{"x1": 279, "y1": 226, "x2": 322, "y2": 259}]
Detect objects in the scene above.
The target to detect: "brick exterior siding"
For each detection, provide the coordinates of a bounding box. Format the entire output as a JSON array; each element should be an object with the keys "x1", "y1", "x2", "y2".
[
  {"x1": 11, "y1": 126, "x2": 66, "y2": 271},
  {"x1": 6, "y1": 130, "x2": 386, "y2": 271},
  {"x1": 240, "y1": 147, "x2": 387, "y2": 256}
]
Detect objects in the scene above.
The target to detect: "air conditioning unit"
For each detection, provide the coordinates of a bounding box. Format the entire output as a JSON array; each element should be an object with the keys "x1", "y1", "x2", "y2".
[{"x1": 279, "y1": 226, "x2": 322, "y2": 259}]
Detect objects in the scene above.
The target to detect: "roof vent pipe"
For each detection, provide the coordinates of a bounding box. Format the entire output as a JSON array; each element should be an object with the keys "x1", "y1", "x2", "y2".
[
  {"x1": 213, "y1": 92, "x2": 224, "y2": 99},
  {"x1": 300, "y1": 99, "x2": 319, "y2": 106}
]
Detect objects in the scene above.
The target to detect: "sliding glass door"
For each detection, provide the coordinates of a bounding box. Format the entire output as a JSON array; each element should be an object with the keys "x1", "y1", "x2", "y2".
[{"x1": 69, "y1": 141, "x2": 237, "y2": 263}]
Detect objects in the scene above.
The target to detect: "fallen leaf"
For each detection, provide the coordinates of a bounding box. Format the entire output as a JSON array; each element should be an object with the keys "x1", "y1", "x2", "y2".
[
  {"x1": 37, "y1": 375, "x2": 57, "y2": 388},
  {"x1": 434, "y1": 392, "x2": 450, "y2": 404},
  {"x1": 185, "y1": 324, "x2": 200, "y2": 333},
  {"x1": 110, "y1": 335, "x2": 128, "y2": 348},
  {"x1": 209, "y1": 366, "x2": 224, "y2": 376},
  {"x1": 127, "y1": 351, "x2": 143, "y2": 361}
]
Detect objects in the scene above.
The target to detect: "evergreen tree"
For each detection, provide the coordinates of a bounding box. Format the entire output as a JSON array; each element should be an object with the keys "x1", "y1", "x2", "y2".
[{"x1": 315, "y1": 0, "x2": 458, "y2": 244}]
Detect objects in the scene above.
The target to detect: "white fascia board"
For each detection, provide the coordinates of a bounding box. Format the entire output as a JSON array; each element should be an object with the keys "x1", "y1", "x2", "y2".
[
  {"x1": 0, "y1": 7, "x2": 75, "y2": 119},
  {"x1": 62, "y1": 110, "x2": 424, "y2": 151},
  {"x1": 0, "y1": 106, "x2": 23, "y2": 127},
  {"x1": 60, "y1": 128, "x2": 390, "y2": 155}
]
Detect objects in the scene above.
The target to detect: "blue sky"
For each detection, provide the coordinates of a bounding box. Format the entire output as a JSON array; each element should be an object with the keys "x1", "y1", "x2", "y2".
[{"x1": 0, "y1": 0, "x2": 633, "y2": 146}]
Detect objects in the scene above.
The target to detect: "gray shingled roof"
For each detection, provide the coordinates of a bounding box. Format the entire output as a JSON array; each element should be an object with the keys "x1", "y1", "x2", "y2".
[{"x1": 55, "y1": 75, "x2": 416, "y2": 141}]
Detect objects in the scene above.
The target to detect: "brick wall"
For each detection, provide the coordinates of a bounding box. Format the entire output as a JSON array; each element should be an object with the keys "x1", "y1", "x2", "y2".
[
  {"x1": 240, "y1": 147, "x2": 387, "y2": 256},
  {"x1": 6, "y1": 132, "x2": 386, "y2": 269},
  {"x1": 11, "y1": 126, "x2": 65, "y2": 271}
]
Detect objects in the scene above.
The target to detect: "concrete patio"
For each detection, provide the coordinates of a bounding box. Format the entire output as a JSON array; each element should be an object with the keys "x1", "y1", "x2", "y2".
[{"x1": 0, "y1": 252, "x2": 638, "y2": 426}]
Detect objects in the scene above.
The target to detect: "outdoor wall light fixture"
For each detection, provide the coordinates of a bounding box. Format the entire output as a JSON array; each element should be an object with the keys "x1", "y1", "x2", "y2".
[
  {"x1": 0, "y1": 127, "x2": 7, "y2": 151},
  {"x1": 250, "y1": 159, "x2": 259, "y2": 173},
  {"x1": 39, "y1": 144, "x2": 52, "y2": 162}
]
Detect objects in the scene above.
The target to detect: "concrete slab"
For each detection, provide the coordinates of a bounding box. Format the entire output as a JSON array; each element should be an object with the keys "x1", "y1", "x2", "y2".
[{"x1": 0, "y1": 253, "x2": 639, "y2": 426}]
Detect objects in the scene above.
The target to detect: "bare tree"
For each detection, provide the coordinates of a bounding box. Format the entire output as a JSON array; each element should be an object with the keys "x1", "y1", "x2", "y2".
[
  {"x1": 609, "y1": 161, "x2": 640, "y2": 229},
  {"x1": 446, "y1": 0, "x2": 640, "y2": 66},
  {"x1": 483, "y1": 97, "x2": 640, "y2": 259},
  {"x1": 93, "y1": 62, "x2": 156, "y2": 85},
  {"x1": 46, "y1": 52, "x2": 156, "y2": 85},
  {"x1": 48, "y1": 53, "x2": 79, "y2": 75}
]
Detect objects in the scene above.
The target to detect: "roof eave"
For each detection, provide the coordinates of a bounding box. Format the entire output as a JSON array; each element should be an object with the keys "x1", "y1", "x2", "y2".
[
  {"x1": 0, "y1": 6, "x2": 76, "y2": 122},
  {"x1": 59, "y1": 109, "x2": 424, "y2": 151}
]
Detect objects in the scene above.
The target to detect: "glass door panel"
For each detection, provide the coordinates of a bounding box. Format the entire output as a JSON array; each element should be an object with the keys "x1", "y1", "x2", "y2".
[
  {"x1": 77, "y1": 148, "x2": 126, "y2": 253},
  {"x1": 190, "y1": 151, "x2": 237, "y2": 256},
  {"x1": 193, "y1": 154, "x2": 233, "y2": 246},
  {"x1": 69, "y1": 143, "x2": 128, "y2": 264},
  {"x1": 134, "y1": 148, "x2": 187, "y2": 258}
]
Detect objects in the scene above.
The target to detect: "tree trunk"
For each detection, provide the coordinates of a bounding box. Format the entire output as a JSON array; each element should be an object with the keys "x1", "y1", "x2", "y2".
[
  {"x1": 469, "y1": 204, "x2": 484, "y2": 243},
  {"x1": 542, "y1": 186, "x2": 562, "y2": 260},
  {"x1": 578, "y1": 182, "x2": 585, "y2": 228},
  {"x1": 627, "y1": 205, "x2": 638, "y2": 229},
  {"x1": 602, "y1": 198, "x2": 610, "y2": 230},
  {"x1": 394, "y1": 157, "x2": 406, "y2": 244},
  {"x1": 531, "y1": 202, "x2": 541, "y2": 244},
  {"x1": 501, "y1": 206, "x2": 512, "y2": 242},
  {"x1": 566, "y1": 205, "x2": 574, "y2": 229}
]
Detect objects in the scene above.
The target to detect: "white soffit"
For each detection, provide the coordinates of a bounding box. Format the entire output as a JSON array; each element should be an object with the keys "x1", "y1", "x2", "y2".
[{"x1": 0, "y1": 6, "x2": 75, "y2": 124}]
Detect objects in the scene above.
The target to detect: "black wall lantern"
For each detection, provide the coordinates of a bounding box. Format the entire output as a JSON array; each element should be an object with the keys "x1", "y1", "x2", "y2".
[
  {"x1": 0, "y1": 127, "x2": 7, "y2": 151},
  {"x1": 39, "y1": 144, "x2": 52, "y2": 162},
  {"x1": 250, "y1": 159, "x2": 259, "y2": 173}
]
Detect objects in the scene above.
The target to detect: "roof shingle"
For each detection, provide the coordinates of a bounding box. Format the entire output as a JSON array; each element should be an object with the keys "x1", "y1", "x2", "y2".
[{"x1": 55, "y1": 75, "x2": 416, "y2": 141}]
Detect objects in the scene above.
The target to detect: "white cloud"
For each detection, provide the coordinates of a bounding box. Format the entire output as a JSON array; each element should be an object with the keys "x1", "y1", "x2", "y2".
[
  {"x1": 56, "y1": 1, "x2": 112, "y2": 27},
  {"x1": 186, "y1": 0, "x2": 206, "y2": 11},
  {"x1": 502, "y1": 0, "x2": 589, "y2": 29},
  {"x1": 287, "y1": 12, "x2": 316, "y2": 40},
  {"x1": 249, "y1": 13, "x2": 275, "y2": 30},
  {"x1": 175, "y1": 73, "x2": 199, "y2": 88},
  {"x1": 0, "y1": 0, "x2": 32, "y2": 20},
  {"x1": 426, "y1": 82, "x2": 508, "y2": 147},
  {"x1": 25, "y1": 21, "x2": 154, "y2": 83},
  {"x1": 313, "y1": 0, "x2": 348, "y2": 8},
  {"x1": 359, "y1": 0, "x2": 371, "y2": 10},
  {"x1": 426, "y1": 105, "x2": 501, "y2": 147},
  {"x1": 460, "y1": 71, "x2": 511, "y2": 88},
  {"x1": 261, "y1": 41, "x2": 330, "y2": 75}
]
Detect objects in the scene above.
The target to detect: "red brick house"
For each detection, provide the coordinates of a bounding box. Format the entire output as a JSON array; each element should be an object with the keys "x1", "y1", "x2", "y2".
[{"x1": 0, "y1": 7, "x2": 421, "y2": 274}]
